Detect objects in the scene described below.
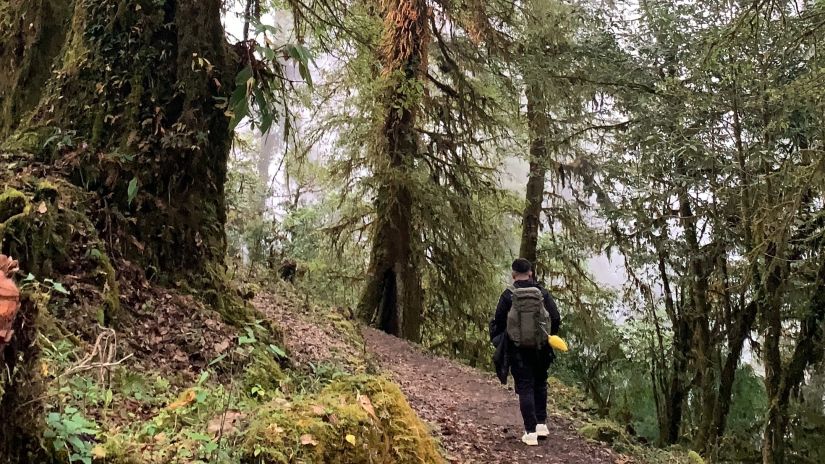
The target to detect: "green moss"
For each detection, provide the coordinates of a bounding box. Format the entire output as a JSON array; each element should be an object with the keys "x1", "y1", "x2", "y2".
[
  {"x1": 90, "y1": 248, "x2": 120, "y2": 324},
  {"x1": 687, "y1": 450, "x2": 705, "y2": 464},
  {"x1": 0, "y1": 130, "x2": 44, "y2": 154},
  {"x1": 242, "y1": 374, "x2": 444, "y2": 464},
  {"x1": 0, "y1": 188, "x2": 27, "y2": 223},
  {"x1": 578, "y1": 420, "x2": 626, "y2": 445},
  {"x1": 242, "y1": 348, "x2": 286, "y2": 394},
  {"x1": 34, "y1": 180, "x2": 59, "y2": 203}
]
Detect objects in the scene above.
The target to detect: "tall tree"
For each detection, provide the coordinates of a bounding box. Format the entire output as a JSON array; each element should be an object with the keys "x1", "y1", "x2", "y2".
[
  {"x1": 357, "y1": 0, "x2": 429, "y2": 340},
  {"x1": 0, "y1": 0, "x2": 302, "y2": 459}
]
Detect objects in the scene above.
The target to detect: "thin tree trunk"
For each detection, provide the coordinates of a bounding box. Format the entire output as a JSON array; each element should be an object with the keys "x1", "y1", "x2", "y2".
[
  {"x1": 358, "y1": 0, "x2": 428, "y2": 341},
  {"x1": 710, "y1": 89, "x2": 759, "y2": 444},
  {"x1": 762, "y1": 258, "x2": 825, "y2": 464},
  {"x1": 712, "y1": 301, "x2": 757, "y2": 439},
  {"x1": 519, "y1": 83, "x2": 550, "y2": 269}
]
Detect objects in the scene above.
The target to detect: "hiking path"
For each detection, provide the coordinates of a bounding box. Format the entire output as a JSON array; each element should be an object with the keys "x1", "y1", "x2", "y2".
[{"x1": 256, "y1": 292, "x2": 622, "y2": 464}]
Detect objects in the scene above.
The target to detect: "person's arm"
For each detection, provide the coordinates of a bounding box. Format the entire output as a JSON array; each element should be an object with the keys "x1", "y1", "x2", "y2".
[
  {"x1": 543, "y1": 290, "x2": 561, "y2": 335},
  {"x1": 489, "y1": 290, "x2": 512, "y2": 342}
]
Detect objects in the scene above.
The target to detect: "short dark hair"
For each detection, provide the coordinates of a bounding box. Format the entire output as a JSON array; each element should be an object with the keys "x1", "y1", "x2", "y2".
[{"x1": 512, "y1": 258, "x2": 532, "y2": 274}]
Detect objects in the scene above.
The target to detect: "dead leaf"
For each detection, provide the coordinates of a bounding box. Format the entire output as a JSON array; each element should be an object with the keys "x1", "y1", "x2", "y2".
[
  {"x1": 300, "y1": 434, "x2": 318, "y2": 446},
  {"x1": 214, "y1": 339, "x2": 230, "y2": 353},
  {"x1": 358, "y1": 394, "x2": 377, "y2": 420},
  {"x1": 345, "y1": 434, "x2": 356, "y2": 446},
  {"x1": 267, "y1": 424, "x2": 285, "y2": 435},
  {"x1": 37, "y1": 202, "x2": 47, "y2": 214},
  {"x1": 207, "y1": 410, "x2": 246, "y2": 436},
  {"x1": 166, "y1": 389, "x2": 196, "y2": 410},
  {"x1": 310, "y1": 404, "x2": 326, "y2": 416},
  {"x1": 273, "y1": 398, "x2": 292, "y2": 409}
]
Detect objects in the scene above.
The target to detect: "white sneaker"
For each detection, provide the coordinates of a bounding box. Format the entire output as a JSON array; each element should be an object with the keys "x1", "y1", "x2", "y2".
[
  {"x1": 536, "y1": 424, "x2": 549, "y2": 438},
  {"x1": 521, "y1": 432, "x2": 539, "y2": 446}
]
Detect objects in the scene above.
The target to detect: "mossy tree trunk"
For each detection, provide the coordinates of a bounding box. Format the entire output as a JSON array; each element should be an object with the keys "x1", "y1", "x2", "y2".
[
  {"x1": 0, "y1": 1, "x2": 239, "y2": 460},
  {"x1": 518, "y1": 83, "x2": 550, "y2": 272},
  {"x1": 357, "y1": 0, "x2": 428, "y2": 342},
  {"x1": 1, "y1": 0, "x2": 236, "y2": 287},
  {"x1": 761, "y1": 258, "x2": 825, "y2": 464}
]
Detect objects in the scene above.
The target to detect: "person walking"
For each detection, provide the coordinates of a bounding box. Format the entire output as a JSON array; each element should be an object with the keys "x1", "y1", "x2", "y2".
[{"x1": 490, "y1": 258, "x2": 561, "y2": 446}]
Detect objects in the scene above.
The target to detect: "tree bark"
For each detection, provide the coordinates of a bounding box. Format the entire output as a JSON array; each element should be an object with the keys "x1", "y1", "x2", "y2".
[
  {"x1": 358, "y1": 0, "x2": 428, "y2": 341},
  {"x1": 2, "y1": 0, "x2": 236, "y2": 286},
  {"x1": 711, "y1": 300, "x2": 757, "y2": 440},
  {"x1": 518, "y1": 83, "x2": 550, "y2": 270},
  {"x1": 762, "y1": 257, "x2": 825, "y2": 464}
]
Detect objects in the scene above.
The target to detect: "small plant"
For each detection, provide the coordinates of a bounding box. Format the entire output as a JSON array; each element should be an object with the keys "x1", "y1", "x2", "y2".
[
  {"x1": 44, "y1": 407, "x2": 100, "y2": 464},
  {"x1": 22, "y1": 273, "x2": 70, "y2": 295}
]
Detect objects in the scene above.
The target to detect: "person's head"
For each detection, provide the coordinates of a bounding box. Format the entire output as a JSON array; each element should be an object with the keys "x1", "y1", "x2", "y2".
[{"x1": 511, "y1": 258, "x2": 533, "y2": 282}]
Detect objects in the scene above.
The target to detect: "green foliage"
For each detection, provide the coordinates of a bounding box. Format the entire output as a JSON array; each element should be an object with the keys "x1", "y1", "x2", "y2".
[{"x1": 44, "y1": 407, "x2": 100, "y2": 464}]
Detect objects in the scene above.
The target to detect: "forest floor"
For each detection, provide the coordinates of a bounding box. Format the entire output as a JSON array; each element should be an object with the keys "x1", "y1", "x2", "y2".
[{"x1": 257, "y1": 289, "x2": 629, "y2": 464}]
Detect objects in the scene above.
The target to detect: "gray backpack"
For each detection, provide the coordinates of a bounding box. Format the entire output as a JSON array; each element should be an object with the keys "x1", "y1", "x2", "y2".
[{"x1": 506, "y1": 285, "x2": 550, "y2": 348}]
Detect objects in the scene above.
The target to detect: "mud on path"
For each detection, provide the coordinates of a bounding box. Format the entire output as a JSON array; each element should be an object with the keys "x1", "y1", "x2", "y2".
[{"x1": 363, "y1": 328, "x2": 620, "y2": 464}]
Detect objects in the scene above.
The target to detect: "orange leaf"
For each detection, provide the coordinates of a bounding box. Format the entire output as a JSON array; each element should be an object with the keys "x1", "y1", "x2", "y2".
[{"x1": 166, "y1": 389, "x2": 197, "y2": 410}]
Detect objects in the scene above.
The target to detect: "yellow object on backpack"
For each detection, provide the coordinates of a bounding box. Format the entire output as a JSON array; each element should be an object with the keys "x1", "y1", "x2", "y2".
[{"x1": 548, "y1": 335, "x2": 569, "y2": 352}]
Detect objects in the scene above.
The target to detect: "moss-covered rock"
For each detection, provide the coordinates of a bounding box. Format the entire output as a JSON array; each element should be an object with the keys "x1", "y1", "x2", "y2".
[
  {"x1": 578, "y1": 420, "x2": 626, "y2": 445},
  {"x1": 242, "y1": 374, "x2": 444, "y2": 464},
  {"x1": 34, "y1": 180, "x2": 59, "y2": 203},
  {"x1": 0, "y1": 188, "x2": 26, "y2": 223},
  {"x1": 687, "y1": 450, "x2": 705, "y2": 464}
]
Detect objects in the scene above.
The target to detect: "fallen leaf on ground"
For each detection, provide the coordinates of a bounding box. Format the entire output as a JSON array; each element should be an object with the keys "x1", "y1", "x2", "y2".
[
  {"x1": 345, "y1": 434, "x2": 357, "y2": 446},
  {"x1": 301, "y1": 434, "x2": 318, "y2": 446},
  {"x1": 166, "y1": 389, "x2": 197, "y2": 410},
  {"x1": 37, "y1": 202, "x2": 48, "y2": 214},
  {"x1": 214, "y1": 339, "x2": 230, "y2": 353},
  {"x1": 358, "y1": 394, "x2": 377, "y2": 420},
  {"x1": 311, "y1": 404, "x2": 326, "y2": 416},
  {"x1": 207, "y1": 410, "x2": 246, "y2": 436}
]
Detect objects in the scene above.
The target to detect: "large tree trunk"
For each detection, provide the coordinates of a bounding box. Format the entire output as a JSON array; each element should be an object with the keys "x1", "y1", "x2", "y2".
[
  {"x1": 518, "y1": 83, "x2": 550, "y2": 270},
  {"x1": 358, "y1": 0, "x2": 428, "y2": 341},
  {"x1": 2, "y1": 0, "x2": 236, "y2": 286},
  {"x1": 0, "y1": 1, "x2": 237, "y2": 459}
]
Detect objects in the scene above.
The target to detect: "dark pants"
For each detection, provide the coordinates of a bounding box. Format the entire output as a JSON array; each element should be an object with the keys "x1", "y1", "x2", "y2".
[{"x1": 510, "y1": 346, "x2": 553, "y2": 433}]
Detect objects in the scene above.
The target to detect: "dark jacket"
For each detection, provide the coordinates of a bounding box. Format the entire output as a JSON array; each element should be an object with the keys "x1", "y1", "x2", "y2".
[
  {"x1": 490, "y1": 280, "x2": 561, "y2": 384},
  {"x1": 492, "y1": 333, "x2": 509, "y2": 384}
]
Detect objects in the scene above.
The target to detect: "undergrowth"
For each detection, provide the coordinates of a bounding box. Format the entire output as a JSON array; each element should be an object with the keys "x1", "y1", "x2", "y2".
[
  {"x1": 545, "y1": 377, "x2": 702, "y2": 464},
  {"x1": 32, "y1": 284, "x2": 443, "y2": 464}
]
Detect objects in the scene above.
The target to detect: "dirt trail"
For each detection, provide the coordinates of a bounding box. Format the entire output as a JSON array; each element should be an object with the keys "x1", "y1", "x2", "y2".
[
  {"x1": 363, "y1": 328, "x2": 619, "y2": 464},
  {"x1": 253, "y1": 292, "x2": 619, "y2": 464}
]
